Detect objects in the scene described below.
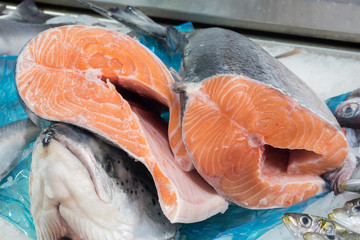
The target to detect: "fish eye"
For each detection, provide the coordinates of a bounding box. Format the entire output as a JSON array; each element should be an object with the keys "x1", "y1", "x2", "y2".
[
  {"x1": 326, "y1": 235, "x2": 336, "y2": 240},
  {"x1": 340, "y1": 103, "x2": 359, "y2": 118},
  {"x1": 105, "y1": 159, "x2": 114, "y2": 174},
  {"x1": 299, "y1": 215, "x2": 312, "y2": 228}
]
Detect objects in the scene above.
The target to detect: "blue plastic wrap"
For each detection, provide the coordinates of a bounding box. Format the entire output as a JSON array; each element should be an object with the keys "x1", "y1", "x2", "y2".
[
  {"x1": 0, "y1": 55, "x2": 36, "y2": 239},
  {"x1": 0, "y1": 55, "x2": 27, "y2": 125}
]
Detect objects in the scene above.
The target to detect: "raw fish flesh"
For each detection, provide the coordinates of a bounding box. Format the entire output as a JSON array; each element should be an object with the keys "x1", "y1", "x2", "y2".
[
  {"x1": 16, "y1": 25, "x2": 228, "y2": 223},
  {"x1": 77, "y1": 2, "x2": 349, "y2": 209}
]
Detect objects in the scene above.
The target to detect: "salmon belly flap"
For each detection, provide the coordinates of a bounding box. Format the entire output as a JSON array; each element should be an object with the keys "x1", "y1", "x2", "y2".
[
  {"x1": 182, "y1": 75, "x2": 348, "y2": 209},
  {"x1": 15, "y1": 25, "x2": 227, "y2": 223}
]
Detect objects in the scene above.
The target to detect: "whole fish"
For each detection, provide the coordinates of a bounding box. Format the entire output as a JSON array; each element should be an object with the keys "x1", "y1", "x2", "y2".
[
  {"x1": 326, "y1": 88, "x2": 360, "y2": 128},
  {"x1": 303, "y1": 232, "x2": 347, "y2": 240},
  {"x1": 0, "y1": 0, "x2": 53, "y2": 23},
  {"x1": 0, "y1": 118, "x2": 40, "y2": 181},
  {"x1": 75, "y1": 0, "x2": 349, "y2": 209},
  {"x1": 282, "y1": 212, "x2": 360, "y2": 240},
  {"x1": 30, "y1": 123, "x2": 176, "y2": 240},
  {"x1": 328, "y1": 201, "x2": 360, "y2": 234}
]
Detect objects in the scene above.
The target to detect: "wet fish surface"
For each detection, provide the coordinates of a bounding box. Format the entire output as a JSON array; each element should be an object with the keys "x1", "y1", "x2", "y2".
[
  {"x1": 48, "y1": 0, "x2": 350, "y2": 210},
  {"x1": 16, "y1": 25, "x2": 228, "y2": 223},
  {"x1": 0, "y1": 118, "x2": 40, "y2": 181},
  {"x1": 328, "y1": 198, "x2": 360, "y2": 235},
  {"x1": 30, "y1": 123, "x2": 176, "y2": 240},
  {"x1": 282, "y1": 212, "x2": 360, "y2": 240}
]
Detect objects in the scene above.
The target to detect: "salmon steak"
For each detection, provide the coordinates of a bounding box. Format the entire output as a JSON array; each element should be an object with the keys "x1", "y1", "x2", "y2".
[
  {"x1": 176, "y1": 28, "x2": 349, "y2": 208},
  {"x1": 15, "y1": 25, "x2": 228, "y2": 223}
]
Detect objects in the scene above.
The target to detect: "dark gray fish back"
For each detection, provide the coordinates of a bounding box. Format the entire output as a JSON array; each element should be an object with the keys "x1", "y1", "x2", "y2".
[{"x1": 180, "y1": 28, "x2": 340, "y2": 129}]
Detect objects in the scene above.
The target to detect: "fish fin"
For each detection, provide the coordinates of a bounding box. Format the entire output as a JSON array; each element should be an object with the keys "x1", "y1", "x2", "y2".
[
  {"x1": 59, "y1": 204, "x2": 118, "y2": 240},
  {"x1": 75, "y1": 0, "x2": 166, "y2": 38},
  {"x1": 75, "y1": 0, "x2": 185, "y2": 54},
  {"x1": 34, "y1": 210, "x2": 67, "y2": 240},
  {"x1": 15, "y1": 0, "x2": 53, "y2": 23},
  {"x1": 123, "y1": 6, "x2": 156, "y2": 24}
]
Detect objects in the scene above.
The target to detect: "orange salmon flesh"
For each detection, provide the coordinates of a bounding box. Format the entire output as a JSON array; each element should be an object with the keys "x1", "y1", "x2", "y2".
[{"x1": 182, "y1": 75, "x2": 348, "y2": 208}]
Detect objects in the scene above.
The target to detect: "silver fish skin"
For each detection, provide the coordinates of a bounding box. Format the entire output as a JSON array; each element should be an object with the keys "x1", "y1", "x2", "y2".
[
  {"x1": 0, "y1": 118, "x2": 40, "y2": 182},
  {"x1": 328, "y1": 204, "x2": 360, "y2": 235},
  {"x1": 303, "y1": 232, "x2": 348, "y2": 240},
  {"x1": 282, "y1": 212, "x2": 358, "y2": 240},
  {"x1": 340, "y1": 179, "x2": 360, "y2": 193},
  {"x1": 30, "y1": 123, "x2": 176, "y2": 240},
  {"x1": 0, "y1": 0, "x2": 54, "y2": 23}
]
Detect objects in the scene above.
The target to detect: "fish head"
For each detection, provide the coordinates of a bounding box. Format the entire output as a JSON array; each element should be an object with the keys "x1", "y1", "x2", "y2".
[
  {"x1": 30, "y1": 123, "x2": 176, "y2": 239},
  {"x1": 283, "y1": 213, "x2": 338, "y2": 239},
  {"x1": 334, "y1": 97, "x2": 360, "y2": 128},
  {"x1": 34, "y1": 123, "x2": 115, "y2": 203},
  {"x1": 283, "y1": 213, "x2": 322, "y2": 239}
]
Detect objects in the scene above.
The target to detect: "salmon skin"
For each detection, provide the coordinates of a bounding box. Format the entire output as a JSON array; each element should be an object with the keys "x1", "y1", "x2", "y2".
[
  {"x1": 16, "y1": 25, "x2": 228, "y2": 223},
  {"x1": 78, "y1": 1, "x2": 350, "y2": 209}
]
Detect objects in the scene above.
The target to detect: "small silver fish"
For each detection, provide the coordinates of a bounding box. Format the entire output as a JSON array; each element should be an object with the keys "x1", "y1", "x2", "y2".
[
  {"x1": 30, "y1": 123, "x2": 176, "y2": 240},
  {"x1": 0, "y1": 118, "x2": 40, "y2": 181},
  {"x1": 282, "y1": 213, "x2": 359, "y2": 240},
  {"x1": 328, "y1": 203, "x2": 360, "y2": 235},
  {"x1": 303, "y1": 232, "x2": 347, "y2": 240}
]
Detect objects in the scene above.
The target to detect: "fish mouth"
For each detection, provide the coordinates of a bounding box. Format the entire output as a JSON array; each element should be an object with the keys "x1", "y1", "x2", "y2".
[
  {"x1": 282, "y1": 213, "x2": 303, "y2": 239},
  {"x1": 40, "y1": 123, "x2": 114, "y2": 203}
]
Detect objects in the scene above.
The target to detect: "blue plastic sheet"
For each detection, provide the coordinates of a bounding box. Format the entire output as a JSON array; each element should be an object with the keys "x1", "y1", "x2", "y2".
[
  {"x1": 0, "y1": 55, "x2": 36, "y2": 239},
  {"x1": 0, "y1": 40, "x2": 330, "y2": 239}
]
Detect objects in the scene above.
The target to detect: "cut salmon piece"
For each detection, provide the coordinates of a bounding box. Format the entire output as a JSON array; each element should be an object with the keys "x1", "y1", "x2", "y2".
[
  {"x1": 16, "y1": 25, "x2": 228, "y2": 222},
  {"x1": 182, "y1": 75, "x2": 348, "y2": 208},
  {"x1": 176, "y1": 28, "x2": 349, "y2": 209}
]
